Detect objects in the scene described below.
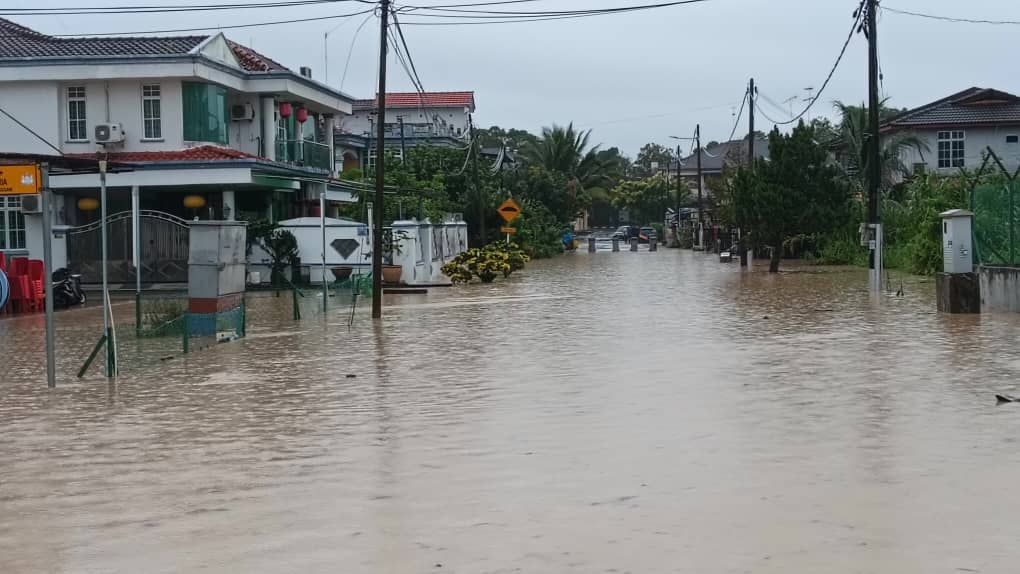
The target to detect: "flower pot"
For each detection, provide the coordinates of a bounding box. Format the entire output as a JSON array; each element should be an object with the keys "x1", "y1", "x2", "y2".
[
  {"x1": 381, "y1": 264, "x2": 403, "y2": 284},
  {"x1": 331, "y1": 266, "x2": 353, "y2": 282}
]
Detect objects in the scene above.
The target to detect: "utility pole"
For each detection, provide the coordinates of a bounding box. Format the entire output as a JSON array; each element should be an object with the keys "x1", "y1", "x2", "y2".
[
  {"x1": 469, "y1": 113, "x2": 484, "y2": 245},
  {"x1": 695, "y1": 124, "x2": 703, "y2": 251},
  {"x1": 741, "y1": 78, "x2": 755, "y2": 267},
  {"x1": 866, "y1": 0, "x2": 883, "y2": 293},
  {"x1": 371, "y1": 0, "x2": 390, "y2": 319}
]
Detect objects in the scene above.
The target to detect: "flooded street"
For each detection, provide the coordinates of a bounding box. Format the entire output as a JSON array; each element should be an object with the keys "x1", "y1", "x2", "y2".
[{"x1": 4, "y1": 250, "x2": 1020, "y2": 573}]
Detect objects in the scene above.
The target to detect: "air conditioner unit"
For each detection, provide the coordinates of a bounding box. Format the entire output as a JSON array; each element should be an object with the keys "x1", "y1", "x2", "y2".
[
  {"x1": 20, "y1": 194, "x2": 42, "y2": 214},
  {"x1": 231, "y1": 103, "x2": 256, "y2": 121},
  {"x1": 95, "y1": 123, "x2": 125, "y2": 144}
]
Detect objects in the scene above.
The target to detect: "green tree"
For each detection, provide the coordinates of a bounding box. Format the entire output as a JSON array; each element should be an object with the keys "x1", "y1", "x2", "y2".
[
  {"x1": 633, "y1": 142, "x2": 676, "y2": 178},
  {"x1": 610, "y1": 174, "x2": 681, "y2": 225},
  {"x1": 832, "y1": 100, "x2": 929, "y2": 195},
  {"x1": 732, "y1": 124, "x2": 852, "y2": 272}
]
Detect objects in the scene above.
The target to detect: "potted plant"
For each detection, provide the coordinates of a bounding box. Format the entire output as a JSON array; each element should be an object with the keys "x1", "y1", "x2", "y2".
[{"x1": 381, "y1": 229, "x2": 409, "y2": 284}]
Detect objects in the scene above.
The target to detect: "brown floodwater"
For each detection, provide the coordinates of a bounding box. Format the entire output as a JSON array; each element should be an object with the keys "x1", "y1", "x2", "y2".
[{"x1": 3, "y1": 250, "x2": 1020, "y2": 573}]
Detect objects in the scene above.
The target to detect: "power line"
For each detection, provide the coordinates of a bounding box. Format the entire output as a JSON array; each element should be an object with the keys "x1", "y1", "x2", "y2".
[
  {"x1": 882, "y1": 6, "x2": 1020, "y2": 26},
  {"x1": 340, "y1": 12, "x2": 377, "y2": 91},
  {"x1": 389, "y1": 9, "x2": 426, "y2": 93},
  {"x1": 0, "y1": 0, "x2": 370, "y2": 17},
  {"x1": 0, "y1": 106, "x2": 63, "y2": 156},
  {"x1": 763, "y1": 0, "x2": 866, "y2": 126},
  {"x1": 395, "y1": 0, "x2": 716, "y2": 25},
  {"x1": 397, "y1": 0, "x2": 711, "y2": 16},
  {"x1": 727, "y1": 89, "x2": 748, "y2": 142},
  {"x1": 398, "y1": 0, "x2": 546, "y2": 8}
]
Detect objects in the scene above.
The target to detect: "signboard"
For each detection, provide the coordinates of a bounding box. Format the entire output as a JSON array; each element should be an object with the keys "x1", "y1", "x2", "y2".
[
  {"x1": 0, "y1": 164, "x2": 40, "y2": 195},
  {"x1": 497, "y1": 197, "x2": 521, "y2": 223},
  {"x1": 0, "y1": 269, "x2": 8, "y2": 310},
  {"x1": 500, "y1": 226, "x2": 517, "y2": 234}
]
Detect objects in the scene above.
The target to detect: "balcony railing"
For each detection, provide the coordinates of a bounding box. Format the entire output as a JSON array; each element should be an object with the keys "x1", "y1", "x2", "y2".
[{"x1": 276, "y1": 139, "x2": 332, "y2": 171}]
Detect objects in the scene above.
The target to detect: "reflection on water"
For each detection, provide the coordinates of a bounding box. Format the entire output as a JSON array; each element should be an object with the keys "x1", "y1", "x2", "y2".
[{"x1": 3, "y1": 251, "x2": 1020, "y2": 573}]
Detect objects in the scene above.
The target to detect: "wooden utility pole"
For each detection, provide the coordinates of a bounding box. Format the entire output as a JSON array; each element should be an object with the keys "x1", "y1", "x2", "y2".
[
  {"x1": 469, "y1": 114, "x2": 484, "y2": 244},
  {"x1": 741, "y1": 78, "x2": 755, "y2": 267},
  {"x1": 372, "y1": 0, "x2": 390, "y2": 319},
  {"x1": 866, "y1": 0, "x2": 883, "y2": 293}
]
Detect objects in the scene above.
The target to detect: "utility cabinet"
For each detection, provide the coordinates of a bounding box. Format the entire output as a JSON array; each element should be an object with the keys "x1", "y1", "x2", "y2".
[{"x1": 941, "y1": 209, "x2": 974, "y2": 274}]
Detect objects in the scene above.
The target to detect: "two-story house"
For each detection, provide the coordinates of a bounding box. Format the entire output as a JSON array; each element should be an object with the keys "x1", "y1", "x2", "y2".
[
  {"x1": 0, "y1": 18, "x2": 356, "y2": 279},
  {"x1": 884, "y1": 87, "x2": 1020, "y2": 175},
  {"x1": 334, "y1": 91, "x2": 475, "y2": 173}
]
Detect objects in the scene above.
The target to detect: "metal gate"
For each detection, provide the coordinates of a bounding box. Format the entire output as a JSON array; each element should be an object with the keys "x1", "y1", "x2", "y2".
[{"x1": 67, "y1": 210, "x2": 190, "y2": 284}]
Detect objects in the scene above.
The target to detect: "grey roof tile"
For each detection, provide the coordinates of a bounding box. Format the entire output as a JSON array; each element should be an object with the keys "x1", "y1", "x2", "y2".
[{"x1": 885, "y1": 87, "x2": 1020, "y2": 129}]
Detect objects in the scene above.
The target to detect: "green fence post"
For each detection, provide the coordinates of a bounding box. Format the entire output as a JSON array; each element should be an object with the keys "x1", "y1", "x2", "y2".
[
  {"x1": 105, "y1": 327, "x2": 115, "y2": 377},
  {"x1": 77, "y1": 334, "x2": 107, "y2": 378},
  {"x1": 182, "y1": 313, "x2": 189, "y2": 354},
  {"x1": 240, "y1": 299, "x2": 247, "y2": 337},
  {"x1": 135, "y1": 292, "x2": 142, "y2": 334},
  {"x1": 292, "y1": 287, "x2": 301, "y2": 321},
  {"x1": 1011, "y1": 181, "x2": 1016, "y2": 266}
]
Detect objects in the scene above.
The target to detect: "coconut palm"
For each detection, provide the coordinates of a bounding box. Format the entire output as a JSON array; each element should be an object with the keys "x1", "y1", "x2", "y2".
[
  {"x1": 832, "y1": 100, "x2": 929, "y2": 194},
  {"x1": 523, "y1": 123, "x2": 616, "y2": 190}
]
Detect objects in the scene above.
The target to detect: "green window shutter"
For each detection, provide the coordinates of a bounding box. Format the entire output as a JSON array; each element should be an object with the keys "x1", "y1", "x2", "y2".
[{"x1": 182, "y1": 82, "x2": 228, "y2": 145}]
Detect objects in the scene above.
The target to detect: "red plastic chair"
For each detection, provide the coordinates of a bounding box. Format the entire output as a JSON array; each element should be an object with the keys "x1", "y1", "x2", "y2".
[
  {"x1": 26, "y1": 260, "x2": 44, "y2": 310},
  {"x1": 8, "y1": 275, "x2": 29, "y2": 313},
  {"x1": 0, "y1": 252, "x2": 6, "y2": 272},
  {"x1": 10, "y1": 257, "x2": 27, "y2": 277}
]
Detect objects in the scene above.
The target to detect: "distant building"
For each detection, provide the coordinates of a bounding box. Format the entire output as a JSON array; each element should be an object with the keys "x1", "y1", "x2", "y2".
[
  {"x1": 335, "y1": 92, "x2": 476, "y2": 172},
  {"x1": 883, "y1": 87, "x2": 1020, "y2": 175},
  {"x1": 677, "y1": 136, "x2": 770, "y2": 199}
]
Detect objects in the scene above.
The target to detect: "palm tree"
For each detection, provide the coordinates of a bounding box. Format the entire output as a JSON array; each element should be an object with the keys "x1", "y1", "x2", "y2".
[
  {"x1": 523, "y1": 123, "x2": 616, "y2": 190},
  {"x1": 832, "y1": 101, "x2": 929, "y2": 194}
]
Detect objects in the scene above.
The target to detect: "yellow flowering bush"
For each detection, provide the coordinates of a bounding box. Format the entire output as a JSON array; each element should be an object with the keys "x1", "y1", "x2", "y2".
[{"x1": 441, "y1": 242, "x2": 529, "y2": 284}]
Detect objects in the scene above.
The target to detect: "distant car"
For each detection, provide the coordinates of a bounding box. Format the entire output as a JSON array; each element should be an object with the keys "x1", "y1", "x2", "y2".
[
  {"x1": 613, "y1": 225, "x2": 639, "y2": 241},
  {"x1": 639, "y1": 227, "x2": 658, "y2": 243}
]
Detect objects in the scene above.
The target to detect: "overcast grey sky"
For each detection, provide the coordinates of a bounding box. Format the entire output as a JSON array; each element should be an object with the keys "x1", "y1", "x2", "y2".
[{"x1": 8, "y1": 0, "x2": 1019, "y2": 156}]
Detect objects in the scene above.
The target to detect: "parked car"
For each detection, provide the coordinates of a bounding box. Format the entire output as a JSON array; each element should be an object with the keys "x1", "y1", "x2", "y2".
[
  {"x1": 612, "y1": 225, "x2": 640, "y2": 241},
  {"x1": 639, "y1": 227, "x2": 658, "y2": 243}
]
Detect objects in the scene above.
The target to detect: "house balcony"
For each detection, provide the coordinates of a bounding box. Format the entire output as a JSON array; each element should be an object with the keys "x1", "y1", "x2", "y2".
[{"x1": 276, "y1": 139, "x2": 332, "y2": 171}]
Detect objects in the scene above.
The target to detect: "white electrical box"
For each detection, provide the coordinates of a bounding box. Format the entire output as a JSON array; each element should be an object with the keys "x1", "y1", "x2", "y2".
[{"x1": 941, "y1": 209, "x2": 974, "y2": 274}]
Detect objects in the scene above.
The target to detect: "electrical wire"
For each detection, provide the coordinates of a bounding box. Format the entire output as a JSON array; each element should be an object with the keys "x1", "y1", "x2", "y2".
[
  {"x1": 765, "y1": 0, "x2": 867, "y2": 126},
  {"x1": 881, "y1": 6, "x2": 1020, "y2": 26},
  {"x1": 394, "y1": 0, "x2": 715, "y2": 25},
  {"x1": 17, "y1": 7, "x2": 377, "y2": 37},
  {"x1": 396, "y1": 0, "x2": 711, "y2": 16},
  {"x1": 340, "y1": 12, "x2": 377, "y2": 91},
  {"x1": 0, "y1": 0, "x2": 371, "y2": 17},
  {"x1": 0, "y1": 106, "x2": 63, "y2": 155},
  {"x1": 727, "y1": 89, "x2": 749, "y2": 143},
  {"x1": 397, "y1": 0, "x2": 546, "y2": 8}
]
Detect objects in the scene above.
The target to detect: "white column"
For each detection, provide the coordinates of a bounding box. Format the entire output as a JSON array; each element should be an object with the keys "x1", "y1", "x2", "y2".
[
  {"x1": 261, "y1": 97, "x2": 276, "y2": 160},
  {"x1": 324, "y1": 114, "x2": 337, "y2": 177},
  {"x1": 131, "y1": 185, "x2": 141, "y2": 292},
  {"x1": 222, "y1": 190, "x2": 236, "y2": 221}
]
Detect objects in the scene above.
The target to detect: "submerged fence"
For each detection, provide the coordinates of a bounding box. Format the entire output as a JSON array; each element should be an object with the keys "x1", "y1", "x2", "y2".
[{"x1": 970, "y1": 149, "x2": 1020, "y2": 267}]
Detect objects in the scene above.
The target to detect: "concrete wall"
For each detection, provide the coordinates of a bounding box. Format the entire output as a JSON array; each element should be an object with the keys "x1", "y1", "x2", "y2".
[
  {"x1": 899, "y1": 126, "x2": 1020, "y2": 175},
  {"x1": 979, "y1": 265, "x2": 1020, "y2": 312},
  {"x1": 248, "y1": 216, "x2": 370, "y2": 284},
  {"x1": 339, "y1": 106, "x2": 469, "y2": 138},
  {"x1": 0, "y1": 82, "x2": 60, "y2": 155},
  {"x1": 391, "y1": 219, "x2": 469, "y2": 285}
]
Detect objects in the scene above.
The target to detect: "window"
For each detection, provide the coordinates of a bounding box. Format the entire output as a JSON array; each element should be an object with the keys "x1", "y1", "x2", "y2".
[
  {"x1": 182, "y1": 82, "x2": 228, "y2": 144},
  {"x1": 1007, "y1": 135, "x2": 1019, "y2": 144},
  {"x1": 141, "y1": 84, "x2": 162, "y2": 140},
  {"x1": 0, "y1": 196, "x2": 26, "y2": 250},
  {"x1": 66, "y1": 86, "x2": 87, "y2": 141},
  {"x1": 937, "y1": 131, "x2": 965, "y2": 169}
]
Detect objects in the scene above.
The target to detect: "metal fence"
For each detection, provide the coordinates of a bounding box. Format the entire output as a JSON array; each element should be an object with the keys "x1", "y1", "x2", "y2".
[{"x1": 969, "y1": 149, "x2": 1020, "y2": 267}]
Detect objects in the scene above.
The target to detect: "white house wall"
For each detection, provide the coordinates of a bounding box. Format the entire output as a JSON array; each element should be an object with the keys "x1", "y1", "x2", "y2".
[
  {"x1": 0, "y1": 81, "x2": 59, "y2": 155},
  {"x1": 899, "y1": 126, "x2": 1020, "y2": 174}
]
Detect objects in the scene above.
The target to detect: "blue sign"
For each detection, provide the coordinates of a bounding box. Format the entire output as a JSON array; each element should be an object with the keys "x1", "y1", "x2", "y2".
[{"x1": 0, "y1": 269, "x2": 8, "y2": 310}]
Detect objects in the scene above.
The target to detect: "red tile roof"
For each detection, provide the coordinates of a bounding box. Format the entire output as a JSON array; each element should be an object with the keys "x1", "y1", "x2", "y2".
[
  {"x1": 0, "y1": 18, "x2": 289, "y2": 72},
  {"x1": 66, "y1": 146, "x2": 259, "y2": 163},
  {"x1": 353, "y1": 91, "x2": 476, "y2": 110}
]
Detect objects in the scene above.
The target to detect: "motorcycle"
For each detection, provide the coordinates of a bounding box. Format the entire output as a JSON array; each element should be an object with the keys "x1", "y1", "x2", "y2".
[{"x1": 52, "y1": 268, "x2": 86, "y2": 308}]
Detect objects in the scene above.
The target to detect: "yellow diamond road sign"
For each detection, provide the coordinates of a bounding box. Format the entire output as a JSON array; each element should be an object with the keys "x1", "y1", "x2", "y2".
[{"x1": 497, "y1": 197, "x2": 521, "y2": 223}]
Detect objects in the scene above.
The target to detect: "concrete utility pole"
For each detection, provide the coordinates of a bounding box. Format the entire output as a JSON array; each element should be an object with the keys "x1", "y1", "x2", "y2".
[
  {"x1": 695, "y1": 124, "x2": 703, "y2": 250},
  {"x1": 866, "y1": 0, "x2": 883, "y2": 293},
  {"x1": 41, "y1": 164, "x2": 56, "y2": 388},
  {"x1": 371, "y1": 0, "x2": 390, "y2": 319},
  {"x1": 469, "y1": 114, "x2": 483, "y2": 244}
]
